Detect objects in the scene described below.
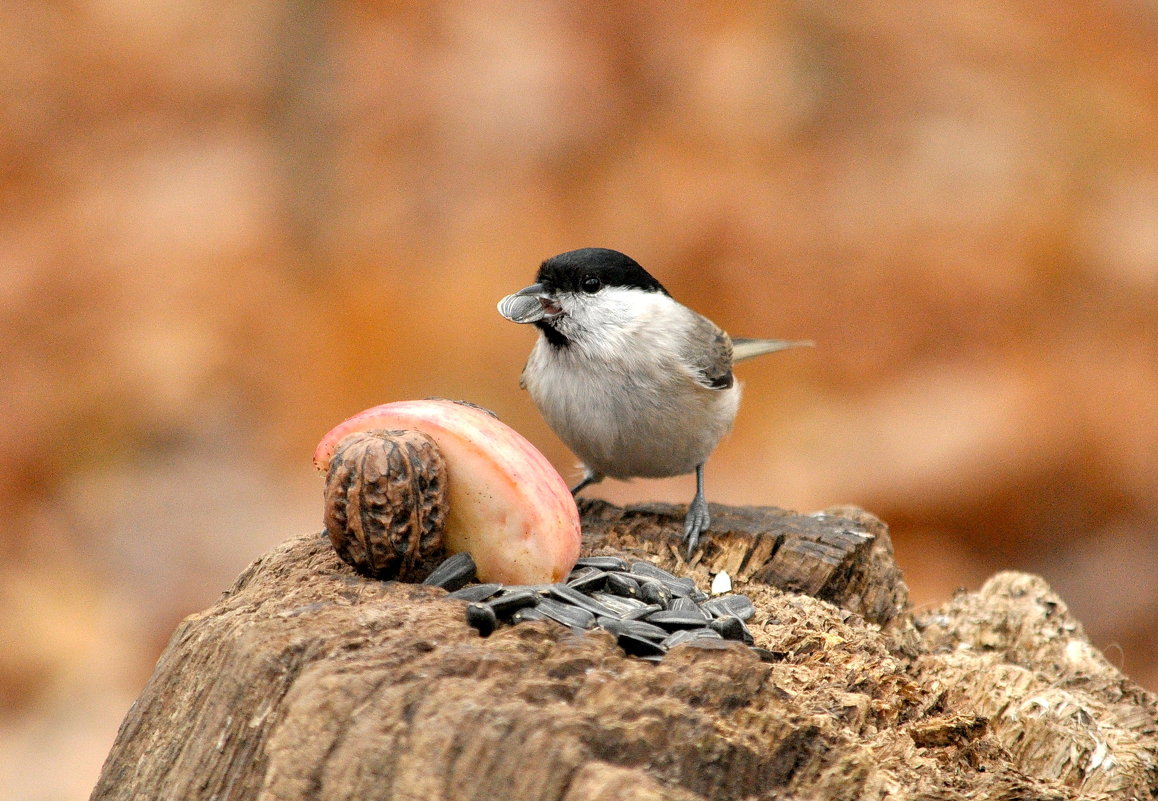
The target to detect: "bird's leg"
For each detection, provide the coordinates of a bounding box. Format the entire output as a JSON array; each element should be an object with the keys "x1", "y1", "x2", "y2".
[
  {"x1": 683, "y1": 463, "x2": 711, "y2": 555},
  {"x1": 570, "y1": 468, "x2": 604, "y2": 497}
]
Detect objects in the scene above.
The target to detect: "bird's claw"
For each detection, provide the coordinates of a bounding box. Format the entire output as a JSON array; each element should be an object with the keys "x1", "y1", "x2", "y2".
[
  {"x1": 569, "y1": 472, "x2": 601, "y2": 497},
  {"x1": 683, "y1": 497, "x2": 710, "y2": 555}
]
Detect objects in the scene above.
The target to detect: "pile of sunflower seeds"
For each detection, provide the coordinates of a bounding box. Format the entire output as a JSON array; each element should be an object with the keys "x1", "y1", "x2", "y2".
[{"x1": 423, "y1": 552, "x2": 771, "y2": 662}]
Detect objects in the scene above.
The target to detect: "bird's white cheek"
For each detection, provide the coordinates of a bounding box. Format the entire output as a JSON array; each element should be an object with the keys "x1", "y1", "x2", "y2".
[{"x1": 559, "y1": 289, "x2": 671, "y2": 348}]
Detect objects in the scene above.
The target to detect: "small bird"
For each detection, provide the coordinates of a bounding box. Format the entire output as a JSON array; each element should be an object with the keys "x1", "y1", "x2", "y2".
[{"x1": 498, "y1": 247, "x2": 811, "y2": 554}]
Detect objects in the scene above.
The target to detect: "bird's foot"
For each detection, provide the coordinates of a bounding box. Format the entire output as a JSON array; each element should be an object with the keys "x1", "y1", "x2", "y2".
[
  {"x1": 569, "y1": 471, "x2": 603, "y2": 497},
  {"x1": 683, "y1": 496, "x2": 710, "y2": 555}
]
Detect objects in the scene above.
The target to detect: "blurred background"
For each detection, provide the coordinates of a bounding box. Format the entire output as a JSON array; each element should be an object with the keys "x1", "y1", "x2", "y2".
[{"x1": 2, "y1": 2, "x2": 1156, "y2": 798}]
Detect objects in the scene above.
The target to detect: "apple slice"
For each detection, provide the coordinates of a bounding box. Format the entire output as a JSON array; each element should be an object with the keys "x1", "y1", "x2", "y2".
[{"x1": 314, "y1": 399, "x2": 581, "y2": 584}]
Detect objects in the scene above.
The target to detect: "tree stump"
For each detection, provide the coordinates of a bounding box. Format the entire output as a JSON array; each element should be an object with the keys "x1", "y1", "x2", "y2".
[{"x1": 90, "y1": 502, "x2": 1158, "y2": 801}]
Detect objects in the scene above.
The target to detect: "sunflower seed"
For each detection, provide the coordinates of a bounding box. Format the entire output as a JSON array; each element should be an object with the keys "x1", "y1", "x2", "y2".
[
  {"x1": 637, "y1": 579, "x2": 673, "y2": 607},
  {"x1": 466, "y1": 603, "x2": 497, "y2": 636},
  {"x1": 567, "y1": 569, "x2": 608, "y2": 592},
  {"x1": 575, "y1": 555, "x2": 630, "y2": 572},
  {"x1": 630, "y1": 561, "x2": 697, "y2": 596},
  {"x1": 536, "y1": 596, "x2": 596, "y2": 629},
  {"x1": 621, "y1": 603, "x2": 664, "y2": 620},
  {"x1": 604, "y1": 572, "x2": 639, "y2": 598},
  {"x1": 645, "y1": 608, "x2": 710, "y2": 629},
  {"x1": 708, "y1": 615, "x2": 754, "y2": 644},
  {"x1": 486, "y1": 590, "x2": 540, "y2": 619},
  {"x1": 661, "y1": 627, "x2": 723, "y2": 648},
  {"x1": 511, "y1": 606, "x2": 548, "y2": 623},
  {"x1": 548, "y1": 583, "x2": 621, "y2": 618},
  {"x1": 446, "y1": 583, "x2": 503, "y2": 602},
  {"x1": 701, "y1": 594, "x2": 756, "y2": 621},
  {"x1": 422, "y1": 552, "x2": 477, "y2": 590},
  {"x1": 615, "y1": 632, "x2": 667, "y2": 658},
  {"x1": 588, "y1": 592, "x2": 648, "y2": 618},
  {"x1": 566, "y1": 566, "x2": 602, "y2": 583},
  {"x1": 597, "y1": 617, "x2": 669, "y2": 642}
]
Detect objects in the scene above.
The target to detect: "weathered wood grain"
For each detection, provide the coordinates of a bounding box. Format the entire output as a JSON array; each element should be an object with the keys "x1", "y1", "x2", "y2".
[
  {"x1": 90, "y1": 503, "x2": 1158, "y2": 801},
  {"x1": 577, "y1": 500, "x2": 908, "y2": 626}
]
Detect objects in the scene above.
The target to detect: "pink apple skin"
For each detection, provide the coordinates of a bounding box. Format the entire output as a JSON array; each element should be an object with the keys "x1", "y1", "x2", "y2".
[{"x1": 314, "y1": 400, "x2": 581, "y2": 584}]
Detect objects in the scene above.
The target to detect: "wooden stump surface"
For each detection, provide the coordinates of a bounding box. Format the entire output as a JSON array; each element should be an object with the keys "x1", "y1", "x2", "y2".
[{"x1": 90, "y1": 502, "x2": 1158, "y2": 801}]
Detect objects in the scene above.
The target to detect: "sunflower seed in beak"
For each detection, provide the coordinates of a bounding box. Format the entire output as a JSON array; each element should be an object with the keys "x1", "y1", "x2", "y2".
[{"x1": 497, "y1": 283, "x2": 557, "y2": 324}]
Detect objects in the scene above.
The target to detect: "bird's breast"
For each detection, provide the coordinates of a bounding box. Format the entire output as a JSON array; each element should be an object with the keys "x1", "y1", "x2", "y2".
[{"x1": 523, "y1": 341, "x2": 740, "y2": 479}]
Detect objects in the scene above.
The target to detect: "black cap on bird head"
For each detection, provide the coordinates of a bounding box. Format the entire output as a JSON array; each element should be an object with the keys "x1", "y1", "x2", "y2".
[{"x1": 535, "y1": 248, "x2": 669, "y2": 296}]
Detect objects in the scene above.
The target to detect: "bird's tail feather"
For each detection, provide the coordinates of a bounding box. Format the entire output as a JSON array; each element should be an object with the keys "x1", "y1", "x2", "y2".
[{"x1": 732, "y1": 337, "x2": 814, "y2": 363}]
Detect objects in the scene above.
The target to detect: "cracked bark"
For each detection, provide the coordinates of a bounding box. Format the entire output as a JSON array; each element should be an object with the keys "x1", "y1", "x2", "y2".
[{"x1": 90, "y1": 501, "x2": 1158, "y2": 801}]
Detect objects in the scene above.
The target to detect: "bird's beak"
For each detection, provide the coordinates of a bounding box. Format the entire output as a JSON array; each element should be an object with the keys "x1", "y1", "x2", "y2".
[{"x1": 497, "y1": 283, "x2": 561, "y2": 324}]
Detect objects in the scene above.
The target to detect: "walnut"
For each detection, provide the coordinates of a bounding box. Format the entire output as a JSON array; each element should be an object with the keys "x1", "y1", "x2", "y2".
[{"x1": 323, "y1": 429, "x2": 448, "y2": 581}]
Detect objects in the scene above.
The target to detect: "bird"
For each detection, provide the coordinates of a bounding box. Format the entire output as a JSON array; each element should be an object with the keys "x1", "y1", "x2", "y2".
[{"x1": 497, "y1": 247, "x2": 811, "y2": 554}]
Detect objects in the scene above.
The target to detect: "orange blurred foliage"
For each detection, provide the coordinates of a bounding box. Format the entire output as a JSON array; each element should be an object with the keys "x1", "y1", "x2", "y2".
[{"x1": 1, "y1": 2, "x2": 1155, "y2": 798}]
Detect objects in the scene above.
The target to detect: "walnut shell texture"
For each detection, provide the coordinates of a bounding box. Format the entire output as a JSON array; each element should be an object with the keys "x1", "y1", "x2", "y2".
[{"x1": 323, "y1": 429, "x2": 448, "y2": 580}]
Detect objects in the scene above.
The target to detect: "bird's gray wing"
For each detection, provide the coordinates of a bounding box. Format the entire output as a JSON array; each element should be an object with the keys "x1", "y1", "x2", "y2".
[{"x1": 681, "y1": 313, "x2": 734, "y2": 390}]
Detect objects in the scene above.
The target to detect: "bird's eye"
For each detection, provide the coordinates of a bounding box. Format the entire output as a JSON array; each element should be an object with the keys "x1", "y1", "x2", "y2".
[{"x1": 580, "y1": 275, "x2": 602, "y2": 293}]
